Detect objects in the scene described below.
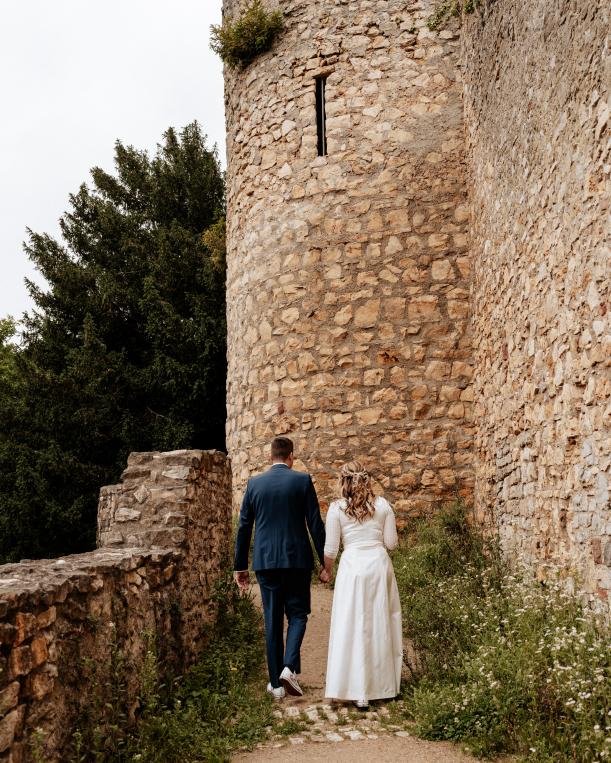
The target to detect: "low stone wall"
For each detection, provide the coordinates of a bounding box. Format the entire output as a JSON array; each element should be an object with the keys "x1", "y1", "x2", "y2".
[
  {"x1": 0, "y1": 449, "x2": 231, "y2": 762},
  {"x1": 462, "y1": 0, "x2": 610, "y2": 602}
]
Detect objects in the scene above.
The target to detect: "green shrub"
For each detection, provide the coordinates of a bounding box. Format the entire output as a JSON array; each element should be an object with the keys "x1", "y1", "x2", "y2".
[
  {"x1": 394, "y1": 503, "x2": 611, "y2": 761},
  {"x1": 210, "y1": 1, "x2": 283, "y2": 69},
  {"x1": 394, "y1": 501, "x2": 502, "y2": 679}
]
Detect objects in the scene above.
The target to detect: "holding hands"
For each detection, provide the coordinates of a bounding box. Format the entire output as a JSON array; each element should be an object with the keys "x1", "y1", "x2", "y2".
[
  {"x1": 319, "y1": 555, "x2": 335, "y2": 585},
  {"x1": 234, "y1": 570, "x2": 250, "y2": 591}
]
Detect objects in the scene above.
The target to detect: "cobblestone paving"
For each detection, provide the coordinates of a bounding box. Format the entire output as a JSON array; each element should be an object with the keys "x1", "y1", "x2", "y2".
[{"x1": 264, "y1": 701, "x2": 412, "y2": 748}]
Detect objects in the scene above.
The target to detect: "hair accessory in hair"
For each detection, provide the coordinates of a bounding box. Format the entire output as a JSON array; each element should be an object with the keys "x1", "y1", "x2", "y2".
[{"x1": 339, "y1": 460, "x2": 375, "y2": 523}]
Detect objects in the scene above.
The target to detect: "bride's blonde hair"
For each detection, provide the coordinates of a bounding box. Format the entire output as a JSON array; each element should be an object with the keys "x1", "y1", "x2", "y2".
[{"x1": 340, "y1": 461, "x2": 376, "y2": 523}]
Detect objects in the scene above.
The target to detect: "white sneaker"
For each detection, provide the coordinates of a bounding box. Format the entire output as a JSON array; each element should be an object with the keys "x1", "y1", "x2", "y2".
[
  {"x1": 354, "y1": 699, "x2": 369, "y2": 710},
  {"x1": 279, "y1": 666, "x2": 304, "y2": 697},
  {"x1": 267, "y1": 682, "x2": 286, "y2": 700}
]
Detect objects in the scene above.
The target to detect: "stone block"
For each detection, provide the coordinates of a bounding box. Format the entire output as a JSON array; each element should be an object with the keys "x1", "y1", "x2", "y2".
[
  {"x1": 161, "y1": 466, "x2": 191, "y2": 481},
  {"x1": 13, "y1": 614, "x2": 36, "y2": 646},
  {"x1": 24, "y1": 670, "x2": 55, "y2": 701},
  {"x1": 356, "y1": 408, "x2": 383, "y2": 426},
  {"x1": 431, "y1": 260, "x2": 453, "y2": 280},
  {"x1": 0, "y1": 706, "x2": 24, "y2": 753},
  {"x1": 425, "y1": 361, "x2": 451, "y2": 380},
  {"x1": 35, "y1": 607, "x2": 56, "y2": 630},
  {"x1": 354, "y1": 300, "x2": 380, "y2": 328},
  {"x1": 0, "y1": 684, "x2": 19, "y2": 717},
  {"x1": 115, "y1": 508, "x2": 142, "y2": 522},
  {"x1": 408, "y1": 296, "x2": 441, "y2": 320},
  {"x1": 8, "y1": 647, "x2": 32, "y2": 680}
]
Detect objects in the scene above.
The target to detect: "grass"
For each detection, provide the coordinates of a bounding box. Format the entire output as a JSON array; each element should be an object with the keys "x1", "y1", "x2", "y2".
[
  {"x1": 393, "y1": 502, "x2": 611, "y2": 761},
  {"x1": 274, "y1": 717, "x2": 309, "y2": 736}
]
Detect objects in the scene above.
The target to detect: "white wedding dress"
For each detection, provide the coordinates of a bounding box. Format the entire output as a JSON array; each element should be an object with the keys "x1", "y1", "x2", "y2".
[{"x1": 324, "y1": 496, "x2": 403, "y2": 701}]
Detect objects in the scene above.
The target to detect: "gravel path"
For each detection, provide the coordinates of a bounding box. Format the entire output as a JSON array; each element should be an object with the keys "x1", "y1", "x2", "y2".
[{"x1": 232, "y1": 584, "x2": 478, "y2": 763}]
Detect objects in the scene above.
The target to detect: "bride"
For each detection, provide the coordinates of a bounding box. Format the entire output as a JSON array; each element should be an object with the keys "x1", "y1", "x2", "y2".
[{"x1": 320, "y1": 461, "x2": 403, "y2": 709}]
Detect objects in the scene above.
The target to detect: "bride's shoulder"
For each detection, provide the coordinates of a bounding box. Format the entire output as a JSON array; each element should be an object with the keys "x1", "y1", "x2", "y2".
[
  {"x1": 374, "y1": 495, "x2": 393, "y2": 513},
  {"x1": 328, "y1": 498, "x2": 347, "y2": 513}
]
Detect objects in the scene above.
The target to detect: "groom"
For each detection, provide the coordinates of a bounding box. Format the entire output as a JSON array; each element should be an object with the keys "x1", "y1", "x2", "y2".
[{"x1": 234, "y1": 436, "x2": 326, "y2": 699}]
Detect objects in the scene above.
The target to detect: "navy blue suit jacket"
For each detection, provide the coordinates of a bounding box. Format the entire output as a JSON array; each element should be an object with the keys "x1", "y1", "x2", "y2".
[{"x1": 234, "y1": 464, "x2": 326, "y2": 571}]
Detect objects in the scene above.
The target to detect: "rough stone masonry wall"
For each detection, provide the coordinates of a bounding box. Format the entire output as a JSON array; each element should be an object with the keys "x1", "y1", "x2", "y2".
[
  {"x1": 224, "y1": 0, "x2": 474, "y2": 515},
  {"x1": 0, "y1": 450, "x2": 231, "y2": 762},
  {"x1": 462, "y1": 1, "x2": 610, "y2": 602}
]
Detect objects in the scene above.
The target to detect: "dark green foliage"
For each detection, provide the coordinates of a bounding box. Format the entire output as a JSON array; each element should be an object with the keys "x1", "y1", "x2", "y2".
[
  {"x1": 0, "y1": 318, "x2": 19, "y2": 389},
  {"x1": 210, "y1": 0, "x2": 283, "y2": 69},
  {"x1": 0, "y1": 122, "x2": 227, "y2": 562},
  {"x1": 394, "y1": 503, "x2": 610, "y2": 760}
]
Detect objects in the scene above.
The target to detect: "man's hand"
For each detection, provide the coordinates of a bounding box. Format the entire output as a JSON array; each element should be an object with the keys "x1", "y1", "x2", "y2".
[
  {"x1": 234, "y1": 570, "x2": 250, "y2": 591},
  {"x1": 319, "y1": 568, "x2": 331, "y2": 584}
]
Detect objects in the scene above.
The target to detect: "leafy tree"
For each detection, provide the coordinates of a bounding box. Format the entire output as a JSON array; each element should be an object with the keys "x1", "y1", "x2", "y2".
[{"x1": 0, "y1": 123, "x2": 226, "y2": 563}]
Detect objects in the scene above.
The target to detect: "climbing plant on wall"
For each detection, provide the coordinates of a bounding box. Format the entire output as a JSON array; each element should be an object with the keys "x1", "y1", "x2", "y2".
[{"x1": 428, "y1": 0, "x2": 480, "y2": 30}]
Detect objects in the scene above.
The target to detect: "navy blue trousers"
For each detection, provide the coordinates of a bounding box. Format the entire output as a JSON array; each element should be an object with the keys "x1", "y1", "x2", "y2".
[{"x1": 256, "y1": 569, "x2": 311, "y2": 688}]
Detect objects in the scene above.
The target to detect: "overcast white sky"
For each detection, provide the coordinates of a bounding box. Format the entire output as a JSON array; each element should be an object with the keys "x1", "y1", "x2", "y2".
[{"x1": 0, "y1": 0, "x2": 225, "y2": 322}]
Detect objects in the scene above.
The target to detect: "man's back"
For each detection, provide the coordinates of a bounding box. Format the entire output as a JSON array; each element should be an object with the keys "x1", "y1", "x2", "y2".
[
  {"x1": 234, "y1": 464, "x2": 325, "y2": 571},
  {"x1": 233, "y1": 437, "x2": 325, "y2": 699}
]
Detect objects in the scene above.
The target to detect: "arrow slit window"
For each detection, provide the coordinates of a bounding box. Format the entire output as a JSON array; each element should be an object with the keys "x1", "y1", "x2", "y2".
[{"x1": 316, "y1": 76, "x2": 328, "y2": 156}]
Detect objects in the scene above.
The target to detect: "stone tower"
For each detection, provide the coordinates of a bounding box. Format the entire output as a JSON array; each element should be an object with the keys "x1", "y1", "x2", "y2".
[{"x1": 223, "y1": 0, "x2": 474, "y2": 514}]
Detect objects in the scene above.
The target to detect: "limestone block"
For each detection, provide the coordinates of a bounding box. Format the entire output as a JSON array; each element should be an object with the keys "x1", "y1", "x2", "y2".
[
  {"x1": 115, "y1": 508, "x2": 142, "y2": 523},
  {"x1": 431, "y1": 260, "x2": 454, "y2": 280},
  {"x1": 24, "y1": 670, "x2": 55, "y2": 701},
  {"x1": 0, "y1": 707, "x2": 25, "y2": 753},
  {"x1": 425, "y1": 361, "x2": 451, "y2": 380},
  {"x1": 14, "y1": 613, "x2": 35, "y2": 646},
  {"x1": 334, "y1": 305, "x2": 352, "y2": 326},
  {"x1": 8, "y1": 646, "x2": 32, "y2": 680},
  {"x1": 354, "y1": 300, "x2": 380, "y2": 328},
  {"x1": 36, "y1": 607, "x2": 56, "y2": 630},
  {"x1": 0, "y1": 683, "x2": 19, "y2": 717},
  {"x1": 364, "y1": 369, "x2": 384, "y2": 386},
  {"x1": 356, "y1": 408, "x2": 383, "y2": 426},
  {"x1": 161, "y1": 466, "x2": 190, "y2": 481},
  {"x1": 408, "y1": 296, "x2": 441, "y2": 320}
]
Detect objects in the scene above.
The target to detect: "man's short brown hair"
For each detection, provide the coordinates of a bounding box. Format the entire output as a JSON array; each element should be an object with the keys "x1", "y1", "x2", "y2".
[{"x1": 271, "y1": 436, "x2": 294, "y2": 461}]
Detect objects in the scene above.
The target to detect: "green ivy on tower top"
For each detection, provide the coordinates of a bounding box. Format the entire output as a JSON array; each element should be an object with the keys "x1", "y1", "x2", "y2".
[{"x1": 210, "y1": 1, "x2": 283, "y2": 69}]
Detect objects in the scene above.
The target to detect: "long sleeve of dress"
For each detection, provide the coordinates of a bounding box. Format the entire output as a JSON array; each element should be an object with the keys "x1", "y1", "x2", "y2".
[
  {"x1": 383, "y1": 500, "x2": 399, "y2": 551},
  {"x1": 324, "y1": 503, "x2": 342, "y2": 559}
]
